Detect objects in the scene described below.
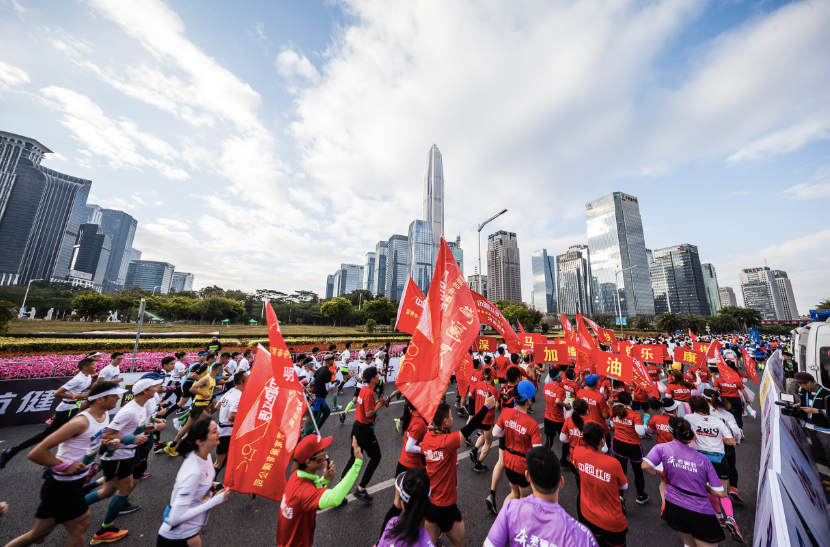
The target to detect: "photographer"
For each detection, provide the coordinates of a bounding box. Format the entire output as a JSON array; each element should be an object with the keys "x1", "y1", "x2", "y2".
[
  {"x1": 793, "y1": 372, "x2": 830, "y2": 465},
  {"x1": 781, "y1": 350, "x2": 798, "y2": 397}
]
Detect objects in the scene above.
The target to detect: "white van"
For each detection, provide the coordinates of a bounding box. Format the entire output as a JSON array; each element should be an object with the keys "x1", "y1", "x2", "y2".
[{"x1": 793, "y1": 322, "x2": 830, "y2": 388}]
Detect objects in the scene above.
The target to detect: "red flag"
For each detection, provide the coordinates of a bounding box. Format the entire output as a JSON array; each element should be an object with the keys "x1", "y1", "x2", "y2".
[
  {"x1": 592, "y1": 349, "x2": 633, "y2": 384},
  {"x1": 474, "y1": 336, "x2": 498, "y2": 352},
  {"x1": 470, "y1": 291, "x2": 521, "y2": 353},
  {"x1": 576, "y1": 314, "x2": 597, "y2": 351},
  {"x1": 395, "y1": 276, "x2": 427, "y2": 335},
  {"x1": 517, "y1": 322, "x2": 526, "y2": 334},
  {"x1": 613, "y1": 340, "x2": 633, "y2": 356},
  {"x1": 742, "y1": 347, "x2": 759, "y2": 385},
  {"x1": 596, "y1": 328, "x2": 617, "y2": 345},
  {"x1": 455, "y1": 353, "x2": 474, "y2": 401},
  {"x1": 533, "y1": 343, "x2": 571, "y2": 365},
  {"x1": 705, "y1": 340, "x2": 721, "y2": 360},
  {"x1": 521, "y1": 332, "x2": 546, "y2": 350},
  {"x1": 673, "y1": 346, "x2": 705, "y2": 367},
  {"x1": 693, "y1": 341, "x2": 711, "y2": 354},
  {"x1": 583, "y1": 316, "x2": 602, "y2": 333},
  {"x1": 712, "y1": 350, "x2": 741, "y2": 383},
  {"x1": 632, "y1": 357, "x2": 660, "y2": 398},
  {"x1": 633, "y1": 344, "x2": 664, "y2": 363},
  {"x1": 560, "y1": 313, "x2": 574, "y2": 340},
  {"x1": 689, "y1": 329, "x2": 698, "y2": 342},
  {"x1": 225, "y1": 304, "x2": 307, "y2": 502},
  {"x1": 397, "y1": 238, "x2": 481, "y2": 423}
]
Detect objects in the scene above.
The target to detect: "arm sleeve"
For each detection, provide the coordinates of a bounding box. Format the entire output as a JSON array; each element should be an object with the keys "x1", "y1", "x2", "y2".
[
  {"x1": 459, "y1": 405, "x2": 489, "y2": 439},
  {"x1": 405, "y1": 436, "x2": 422, "y2": 454},
  {"x1": 318, "y1": 459, "x2": 364, "y2": 509},
  {"x1": 492, "y1": 424, "x2": 505, "y2": 438},
  {"x1": 165, "y1": 493, "x2": 225, "y2": 526},
  {"x1": 635, "y1": 425, "x2": 646, "y2": 436}
]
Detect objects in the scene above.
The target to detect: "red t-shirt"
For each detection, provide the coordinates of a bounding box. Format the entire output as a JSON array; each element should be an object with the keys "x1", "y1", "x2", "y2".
[
  {"x1": 563, "y1": 379, "x2": 580, "y2": 400},
  {"x1": 695, "y1": 367, "x2": 711, "y2": 384},
  {"x1": 543, "y1": 382, "x2": 566, "y2": 423},
  {"x1": 714, "y1": 377, "x2": 741, "y2": 398},
  {"x1": 666, "y1": 383, "x2": 692, "y2": 401},
  {"x1": 601, "y1": 380, "x2": 630, "y2": 402},
  {"x1": 496, "y1": 409, "x2": 541, "y2": 474},
  {"x1": 648, "y1": 414, "x2": 673, "y2": 444},
  {"x1": 576, "y1": 389, "x2": 610, "y2": 433},
  {"x1": 611, "y1": 407, "x2": 642, "y2": 445},
  {"x1": 355, "y1": 385, "x2": 377, "y2": 425},
  {"x1": 494, "y1": 356, "x2": 510, "y2": 379},
  {"x1": 467, "y1": 371, "x2": 480, "y2": 396},
  {"x1": 683, "y1": 373, "x2": 695, "y2": 384},
  {"x1": 632, "y1": 383, "x2": 650, "y2": 403},
  {"x1": 474, "y1": 380, "x2": 498, "y2": 425},
  {"x1": 399, "y1": 412, "x2": 428, "y2": 468},
  {"x1": 646, "y1": 365, "x2": 662, "y2": 382},
  {"x1": 562, "y1": 415, "x2": 602, "y2": 450},
  {"x1": 277, "y1": 472, "x2": 326, "y2": 547},
  {"x1": 421, "y1": 432, "x2": 462, "y2": 506},
  {"x1": 571, "y1": 446, "x2": 628, "y2": 533}
]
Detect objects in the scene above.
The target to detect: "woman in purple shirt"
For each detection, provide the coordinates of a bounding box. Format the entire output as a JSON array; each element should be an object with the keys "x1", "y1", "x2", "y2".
[
  {"x1": 378, "y1": 468, "x2": 435, "y2": 547},
  {"x1": 642, "y1": 417, "x2": 727, "y2": 547}
]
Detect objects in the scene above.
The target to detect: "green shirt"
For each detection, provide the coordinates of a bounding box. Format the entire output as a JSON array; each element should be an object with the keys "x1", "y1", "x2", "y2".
[{"x1": 296, "y1": 458, "x2": 364, "y2": 509}]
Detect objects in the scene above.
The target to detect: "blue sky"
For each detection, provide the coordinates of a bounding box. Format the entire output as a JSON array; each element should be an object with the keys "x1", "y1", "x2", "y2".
[{"x1": 1, "y1": 0, "x2": 828, "y2": 314}]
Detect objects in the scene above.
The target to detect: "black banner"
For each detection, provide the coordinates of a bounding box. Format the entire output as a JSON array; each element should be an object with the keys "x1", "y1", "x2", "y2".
[{"x1": 0, "y1": 377, "x2": 72, "y2": 428}]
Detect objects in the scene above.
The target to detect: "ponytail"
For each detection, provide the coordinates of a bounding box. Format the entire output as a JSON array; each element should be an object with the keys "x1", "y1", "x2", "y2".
[
  {"x1": 387, "y1": 468, "x2": 430, "y2": 545},
  {"x1": 582, "y1": 422, "x2": 605, "y2": 451},
  {"x1": 688, "y1": 396, "x2": 710, "y2": 415},
  {"x1": 400, "y1": 400, "x2": 415, "y2": 433},
  {"x1": 572, "y1": 399, "x2": 589, "y2": 431},
  {"x1": 670, "y1": 371, "x2": 694, "y2": 389},
  {"x1": 612, "y1": 391, "x2": 632, "y2": 419},
  {"x1": 704, "y1": 389, "x2": 731, "y2": 411},
  {"x1": 176, "y1": 419, "x2": 214, "y2": 457},
  {"x1": 668, "y1": 416, "x2": 695, "y2": 443}
]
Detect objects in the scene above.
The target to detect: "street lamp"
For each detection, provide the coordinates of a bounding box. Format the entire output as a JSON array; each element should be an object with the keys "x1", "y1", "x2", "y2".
[
  {"x1": 21, "y1": 279, "x2": 44, "y2": 312},
  {"x1": 477, "y1": 209, "x2": 507, "y2": 297},
  {"x1": 614, "y1": 265, "x2": 637, "y2": 338},
  {"x1": 152, "y1": 286, "x2": 161, "y2": 295}
]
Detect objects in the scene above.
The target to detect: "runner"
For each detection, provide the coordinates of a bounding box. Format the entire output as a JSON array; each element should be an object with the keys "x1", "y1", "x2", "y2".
[
  {"x1": 156, "y1": 419, "x2": 229, "y2": 547},
  {"x1": 276, "y1": 436, "x2": 364, "y2": 547},
  {"x1": 485, "y1": 366, "x2": 522, "y2": 514},
  {"x1": 161, "y1": 353, "x2": 209, "y2": 421},
  {"x1": 609, "y1": 391, "x2": 648, "y2": 505},
  {"x1": 2, "y1": 381, "x2": 124, "y2": 547},
  {"x1": 492, "y1": 381, "x2": 542, "y2": 502},
  {"x1": 339, "y1": 366, "x2": 387, "y2": 502},
  {"x1": 164, "y1": 362, "x2": 223, "y2": 457},
  {"x1": 377, "y1": 468, "x2": 434, "y2": 547},
  {"x1": 542, "y1": 369, "x2": 570, "y2": 461},
  {"x1": 643, "y1": 417, "x2": 727, "y2": 547},
  {"x1": 302, "y1": 354, "x2": 338, "y2": 437},
  {"x1": 493, "y1": 347, "x2": 510, "y2": 385},
  {"x1": 576, "y1": 374, "x2": 610, "y2": 446},
  {"x1": 559, "y1": 399, "x2": 600, "y2": 521},
  {"x1": 483, "y1": 446, "x2": 597, "y2": 547},
  {"x1": 703, "y1": 389, "x2": 743, "y2": 503},
  {"x1": 570, "y1": 422, "x2": 629, "y2": 547},
  {"x1": 713, "y1": 367, "x2": 750, "y2": 429},
  {"x1": 1, "y1": 358, "x2": 97, "y2": 469},
  {"x1": 470, "y1": 366, "x2": 498, "y2": 473},
  {"x1": 340, "y1": 353, "x2": 374, "y2": 423},
  {"x1": 421, "y1": 398, "x2": 494, "y2": 547},
  {"x1": 665, "y1": 372, "x2": 694, "y2": 414},
  {"x1": 215, "y1": 370, "x2": 247, "y2": 477},
  {"x1": 96, "y1": 353, "x2": 125, "y2": 385},
  {"x1": 458, "y1": 357, "x2": 481, "y2": 420}
]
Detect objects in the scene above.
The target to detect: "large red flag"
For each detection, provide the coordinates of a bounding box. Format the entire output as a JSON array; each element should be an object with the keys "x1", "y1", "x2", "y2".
[
  {"x1": 673, "y1": 346, "x2": 705, "y2": 368},
  {"x1": 583, "y1": 316, "x2": 602, "y2": 333},
  {"x1": 632, "y1": 357, "x2": 660, "y2": 398},
  {"x1": 596, "y1": 328, "x2": 617, "y2": 345},
  {"x1": 395, "y1": 276, "x2": 427, "y2": 335},
  {"x1": 521, "y1": 332, "x2": 546, "y2": 350},
  {"x1": 742, "y1": 347, "x2": 759, "y2": 385},
  {"x1": 470, "y1": 291, "x2": 521, "y2": 353},
  {"x1": 560, "y1": 314, "x2": 575, "y2": 341},
  {"x1": 517, "y1": 322, "x2": 526, "y2": 334},
  {"x1": 708, "y1": 341, "x2": 740, "y2": 383},
  {"x1": 689, "y1": 329, "x2": 698, "y2": 342},
  {"x1": 592, "y1": 349, "x2": 633, "y2": 384},
  {"x1": 533, "y1": 343, "x2": 571, "y2": 365},
  {"x1": 225, "y1": 304, "x2": 307, "y2": 501},
  {"x1": 474, "y1": 336, "x2": 498, "y2": 352},
  {"x1": 397, "y1": 239, "x2": 481, "y2": 423},
  {"x1": 633, "y1": 344, "x2": 664, "y2": 364},
  {"x1": 613, "y1": 340, "x2": 633, "y2": 356},
  {"x1": 576, "y1": 314, "x2": 597, "y2": 350},
  {"x1": 693, "y1": 341, "x2": 711, "y2": 354}
]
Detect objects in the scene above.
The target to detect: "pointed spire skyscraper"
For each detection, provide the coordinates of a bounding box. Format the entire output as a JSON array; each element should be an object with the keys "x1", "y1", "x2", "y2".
[{"x1": 422, "y1": 144, "x2": 444, "y2": 252}]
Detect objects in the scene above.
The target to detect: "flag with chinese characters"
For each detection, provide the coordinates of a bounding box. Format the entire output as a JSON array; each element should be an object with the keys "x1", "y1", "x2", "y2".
[
  {"x1": 613, "y1": 340, "x2": 633, "y2": 356},
  {"x1": 397, "y1": 238, "x2": 481, "y2": 423},
  {"x1": 596, "y1": 328, "x2": 617, "y2": 345},
  {"x1": 560, "y1": 313, "x2": 574, "y2": 340},
  {"x1": 633, "y1": 344, "x2": 665, "y2": 364},
  {"x1": 470, "y1": 291, "x2": 521, "y2": 353},
  {"x1": 521, "y1": 332, "x2": 546, "y2": 350},
  {"x1": 224, "y1": 305, "x2": 307, "y2": 502},
  {"x1": 742, "y1": 346, "x2": 759, "y2": 385},
  {"x1": 533, "y1": 343, "x2": 571, "y2": 365},
  {"x1": 689, "y1": 329, "x2": 698, "y2": 342},
  {"x1": 573, "y1": 314, "x2": 597, "y2": 373},
  {"x1": 712, "y1": 345, "x2": 741, "y2": 383},
  {"x1": 632, "y1": 357, "x2": 660, "y2": 398},
  {"x1": 582, "y1": 316, "x2": 602, "y2": 333},
  {"x1": 395, "y1": 276, "x2": 427, "y2": 335},
  {"x1": 455, "y1": 353, "x2": 474, "y2": 401},
  {"x1": 474, "y1": 336, "x2": 498, "y2": 352},
  {"x1": 693, "y1": 342, "x2": 711, "y2": 354},
  {"x1": 592, "y1": 349, "x2": 633, "y2": 384},
  {"x1": 673, "y1": 347, "x2": 705, "y2": 367}
]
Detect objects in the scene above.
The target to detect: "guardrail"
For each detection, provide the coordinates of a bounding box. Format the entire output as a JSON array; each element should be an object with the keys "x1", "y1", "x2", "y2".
[{"x1": 0, "y1": 356, "x2": 172, "y2": 380}]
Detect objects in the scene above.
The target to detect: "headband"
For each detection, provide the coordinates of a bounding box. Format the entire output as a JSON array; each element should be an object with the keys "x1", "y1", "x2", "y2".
[
  {"x1": 88, "y1": 387, "x2": 126, "y2": 400},
  {"x1": 395, "y1": 472, "x2": 430, "y2": 504}
]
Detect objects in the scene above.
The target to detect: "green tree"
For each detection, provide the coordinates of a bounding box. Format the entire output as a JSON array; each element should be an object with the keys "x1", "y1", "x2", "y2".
[
  {"x1": 0, "y1": 299, "x2": 18, "y2": 334},
  {"x1": 632, "y1": 316, "x2": 651, "y2": 330},
  {"x1": 161, "y1": 296, "x2": 195, "y2": 322},
  {"x1": 366, "y1": 318, "x2": 377, "y2": 333},
  {"x1": 682, "y1": 314, "x2": 706, "y2": 334},
  {"x1": 193, "y1": 297, "x2": 237, "y2": 324},
  {"x1": 718, "y1": 306, "x2": 762, "y2": 332},
  {"x1": 818, "y1": 298, "x2": 830, "y2": 310},
  {"x1": 590, "y1": 313, "x2": 616, "y2": 329},
  {"x1": 344, "y1": 289, "x2": 374, "y2": 307},
  {"x1": 321, "y1": 297, "x2": 353, "y2": 326},
  {"x1": 72, "y1": 292, "x2": 114, "y2": 320},
  {"x1": 654, "y1": 313, "x2": 683, "y2": 334},
  {"x1": 361, "y1": 296, "x2": 396, "y2": 325},
  {"x1": 201, "y1": 285, "x2": 226, "y2": 298}
]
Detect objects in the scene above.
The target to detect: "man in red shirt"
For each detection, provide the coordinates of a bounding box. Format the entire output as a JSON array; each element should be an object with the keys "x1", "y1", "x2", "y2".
[
  {"x1": 277, "y1": 436, "x2": 363, "y2": 547},
  {"x1": 471, "y1": 366, "x2": 499, "y2": 472},
  {"x1": 494, "y1": 380, "x2": 542, "y2": 502},
  {"x1": 543, "y1": 370, "x2": 570, "y2": 464},
  {"x1": 493, "y1": 347, "x2": 511, "y2": 385},
  {"x1": 714, "y1": 369, "x2": 749, "y2": 429},
  {"x1": 422, "y1": 396, "x2": 495, "y2": 547},
  {"x1": 576, "y1": 374, "x2": 610, "y2": 446},
  {"x1": 340, "y1": 367, "x2": 387, "y2": 502}
]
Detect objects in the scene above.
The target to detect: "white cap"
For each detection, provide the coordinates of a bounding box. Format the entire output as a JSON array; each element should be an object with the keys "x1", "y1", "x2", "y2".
[
  {"x1": 132, "y1": 378, "x2": 163, "y2": 395},
  {"x1": 88, "y1": 387, "x2": 127, "y2": 400}
]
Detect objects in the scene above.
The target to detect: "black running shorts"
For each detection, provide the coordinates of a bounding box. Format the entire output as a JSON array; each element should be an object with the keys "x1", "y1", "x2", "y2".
[
  {"x1": 662, "y1": 500, "x2": 725, "y2": 544},
  {"x1": 35, "y1": 476, "x2": 88, "y2": 524},
  {"x1": 217, "y1": 435, "x2": 231, "y2": 456},
  {"x1": 425, "y1": 502, "x2": 462, "y2": 534},
  {"x1": 505, "y1": 466, "x2": 530, "y2": 488},
  {"x1": 101, "y1": 458, "x2": 135, "y2": 481}
]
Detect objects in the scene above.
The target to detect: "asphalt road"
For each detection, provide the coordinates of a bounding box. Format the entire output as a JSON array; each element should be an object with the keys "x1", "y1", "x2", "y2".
[{"x1": 0, "y1": 382, "x2": 761, "y2": 546}]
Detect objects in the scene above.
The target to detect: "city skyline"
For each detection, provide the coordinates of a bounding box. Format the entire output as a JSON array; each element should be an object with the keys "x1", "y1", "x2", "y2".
[{"x1": 1, "y1": 1, "x2": 828, "y2": 314}]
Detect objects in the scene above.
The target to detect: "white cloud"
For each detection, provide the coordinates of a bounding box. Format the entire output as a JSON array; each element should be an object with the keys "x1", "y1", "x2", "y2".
[
  {"x1": 727, "y1": 114, "x2": 830, "y2": 164},
  {"x1": 0, "y1": 60, "x2": 30, "y2": 90},
  {"x1": 783, "y1": 182, "x2": 830, "y2": 200},
  {"x1": 726, "y1": 190, "x2": 750, "y2": 198},
  {"x1": 254, "y1": 22, "x2": 266, "y2": 41},
  {"x1": 275, "y1": 49, "x2": 320, "y2": 82}
]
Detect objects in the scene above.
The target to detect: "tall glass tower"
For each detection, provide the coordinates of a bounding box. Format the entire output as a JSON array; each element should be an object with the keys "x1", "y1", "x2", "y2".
[
  {"x1": 385, "y1": 235, "x2": 409, "y2": 301},
  {"x1": 422, "y1": 145, "x2": 444, "y2": 253},
  {"x1": 531, "y1": 249, "x2": 557, "y2": 313},
  {"x1": 586, "y1": 192, "x2": 655, "y2": 318},
  {"x1": 372, "y1": 241, "x2": 388, "y2": 297},
  {"x1": 407, "y1": 220, "x2": 434, "y2": 294},
  {"x1": 556, "y1": 245, "x2": 593, "y2": 316},
  {"x1": 648, "y1": 244, "x2": 710, "y2": 316}
]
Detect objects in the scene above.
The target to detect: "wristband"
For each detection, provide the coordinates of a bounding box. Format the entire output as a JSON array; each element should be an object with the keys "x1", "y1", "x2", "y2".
[
  {"x1": 484, "y1": 404, "x2": 491, "y2": 410},
  {"x1": 123, "y1": 435, "x2": 137, "y2": 445},
  {"x1": 52, "y1": 460, "x2": 71, "y2": 473}
]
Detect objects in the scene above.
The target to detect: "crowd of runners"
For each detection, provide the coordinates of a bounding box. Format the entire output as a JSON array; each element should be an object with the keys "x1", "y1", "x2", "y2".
[{"x1": 0, "y1": 331, "x2": 784, "y2": 547}]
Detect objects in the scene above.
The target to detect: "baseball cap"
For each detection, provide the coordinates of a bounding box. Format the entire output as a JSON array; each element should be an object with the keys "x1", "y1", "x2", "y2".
[
  {"x1": 132, "y1": 378, "x2": 163, "y2": 395},
  {"x1": 671, "y1": 363, "x2": 682, "y2": 371},
  {"x1": 324, "y1": 354, "x2": 335, "y2": 362},
  {"x1": 584, "y1": 374, "x2": 600, "y2": 387},
  {"x1": 293, "y1": 435, "x2": 333, "y2": 464},
  {"x1": 515, "y1": 380, "x2": 536, "y2": 402},
  {"x1": 794, "y1": 372, "x2": 815, "y2": 384},
  {"x1": 139, "y1": 372, "x2": 167, "y2": 381}
]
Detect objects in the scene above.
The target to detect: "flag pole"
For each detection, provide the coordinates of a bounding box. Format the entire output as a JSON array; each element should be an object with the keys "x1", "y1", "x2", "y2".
[{"x1": 302, "y1": 391, "x2": 322, "y2": 440}]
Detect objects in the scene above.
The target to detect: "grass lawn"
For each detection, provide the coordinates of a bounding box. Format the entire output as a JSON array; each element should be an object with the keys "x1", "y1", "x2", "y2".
[{"x1": 5, "y1": 321, "x2": 372, "y2": 337}]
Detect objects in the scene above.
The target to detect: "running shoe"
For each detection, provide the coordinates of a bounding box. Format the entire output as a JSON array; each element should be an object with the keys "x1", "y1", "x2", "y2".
[
  {"x1": 458, "y1": 407, "x2": 468, "y2": 417},
  {"x1": 527, "y1": 408, "x2": 535, "y2": 415},
  {"x1": 474, "y1": 462, "x2": 488, "y2": 473},
  {"x1": 395, "y1": 392, "x2": 402, "y2": 401},
  {"x1": 715, "y1": 511, "x2": 726, "y2": 527},
  {"x1": 153, "y1": 444, "x2": 166, "y2": 454},
  {"x1": 464, "y1": 436, "x2": 473, "y2": 446},
  {"x1": 619, "y1": 495, "x2": 627, "y2": 516},
  {"x1": 118, "y1": 501, "x2": 140, "y2": 514},
  {"x1": 393, "y1": 419, "x2": 402, "y2": 434},
  {"x1": 163, "y1": 445, "x2": 179, "y2": 458},
  {"x1": 384, "y1": 398, "x2": 390, "y2": 408},
  {"x1": 140, "y1": 473, "x2": 150, "y2": 480},
  {"x1": 725, "y1": 516, "x2": 744, "y2": 543},
  {"x1": 660, "y1": 504, "x2": 665, "y2": 516},
  {"x1": 636, "y1": 493, "x2": 649, "y2": 505},
  {"x1": 0, "y1": 449, "x2": 12, "y2": 469},
  {"x1": 333, "y1": 406, "x2": 343, "y2": 411},
  {"x1": 354, "y1": 488, "x2": 373, "y2": 503},
  {"x1": 485, "y1": 493, "x2": 498, "y2": 515},
  {"x1": 338, "y1": 498, "x2": 348, "y2": 507},
  {"x1": 339, "y1": 413, "x2": 346, "y2": 424},
  {"x1": 175, "y1": 408, "x2": 187, "y2": 415},
  {"x1": 729, "y1": 487, "x2": 744, "y2": 502},
  {"x1": 45, "y1": 418, "x2": 53, "y2": 425},
  {"x1": 90, "y1": 526, "x2": 128, "y2": 544},
  {"x1": 470, "y1": 446, "x2": 479, "y2": 464}
]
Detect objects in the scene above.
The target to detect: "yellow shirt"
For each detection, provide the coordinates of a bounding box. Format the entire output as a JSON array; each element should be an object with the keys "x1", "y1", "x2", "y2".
[{"x1": 194, "y1": 374, "x2": 216, "y2": 404}]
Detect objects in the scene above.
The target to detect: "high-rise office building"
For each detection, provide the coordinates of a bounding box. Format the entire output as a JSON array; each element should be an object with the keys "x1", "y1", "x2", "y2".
[
  {"x1": 407, "y1": 220, "x2": 434, "y2": 294},
  {"x1": 100, "y1": 209, "x2": 138, "y2": 293},
  {"x1": 422, "y1": 144, "x2": 444, "y2": 254},
  {"x1": 719, "y1": 286, "x2": 737, "y2": 308},
  {"x1": 556, "y1": 245, "x2": 593, "y2": 316},
  {"x1": 69, "y1": 223, "x2": 106, "y2": 276},
  {"x1": 325, "y1": 275, "x2": 335, "y2": 299},
  {"x1": 130, "y1": 248, "x2": 142, "y2": 263},
  {"x1": 487, "y1": 231, "x2": 522, "y2": 303},
  {"x1": 586, "y1": 192, "x2": 655, "y2": 318},
  {"x1": 372, "y1": 241, "x2": 388, "y2": 297},
  {"x1": 84, "y1": 204, "x2": 104, "y2": 225},
  {"x1": 531, "y1": 249, "x2": 557, "y2": 313},
  {"x1": 467, "y1": 273, "x2": 488, "y2": 299},
  {"x1": 170, "y1": 272, "x2": 195, "y2": 293},
  {"x1": 331, "y1": 264, "x2": 364, "y2": 297},
  {"x1": 0, "y1": 131, "x2": 51, "y2": 224},
  {"x1": 364, "y1": 252, "x2": 376, "y2": 294},
  {"x1": 646, "y1": 248, "x2": 654, "y2": 264},
  {"x1": 739, "y1": 267, "x2": 784, "y2": 321},
  {"x1": 93, "y1": 235, "x2": 111, "y2": 291},
  {"x1": 125, "y1": 260, "x2": 175, "y2": 294},
  {"x1": 701, "y1": 263, "x2": 720, "y2": 315},
  {"x1": 385, "y1": 235, "x2": 408, "y2": 301},
  {"x1": 648, "y1": 244, "x2": 710, "y2": 316},
  {"x1": 447, "y1": 235, "x2": 464, "y2": 275},
  {"x1": 772, "y1": 270, "x2": 799, "y2": 320}
]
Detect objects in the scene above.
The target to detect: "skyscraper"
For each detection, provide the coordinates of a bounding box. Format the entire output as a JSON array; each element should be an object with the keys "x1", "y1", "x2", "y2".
[
  {"x1": 701, "y1": 263, "x2": 720, "y2": 315},
  {"x1": 586, "y1": 192, "x2": 655, "y2": 318},
  {"x1": 739, "y1": 267, "x2": 784, "y2": 321},
  {"x1": 407, "y1": 220, "x2": 434, "y2": 294},
  {"x1": 372, "y1": 241, "x2": 388, "y2": 297},
  {"x1": 84, "y1": 204, "x2": 103, "y2": 225},
  {"x1": 0, "y1": 131, "x2": 51, "y2": 224},
  {"x1": 325, "y1": 274, "x2": 335, "y2": 299},
  {"x1": 531, "y1": 249, "x2": 557, "y2": 313},
  {"x1": 772, "y1": 270, "x2": 799, "y2": 320},
  {"x1": 364, "y1": 252, "x2": 376, "y2": 294},
  {"x1": 556, "y1": 245, "x2": 593, "y2": 316},
  {"x1": 171, "y1": 272, "x2": 195, "y2": 293},
  {"x1": 648, "y1": 244, "x2": 710, "y2": 316},
  {"x1": 100, "y1": 209, "x2": 138, "y2": 293},
  {"x1": 125, "y1": 260, "x2": 175, "y2": 294},
  {"x1": 66, "y1": 223, "x2": 109, "y2": 291},
  {"x1": 487, "y1": 231, "x2": 522, "y2": 303},
  {"x1": 422, "y1": 144, "x2": 444, "y2": 254},
  {"x1": 467, "y1": 273, "x2": 488, "y2": 299},
  {"x1": 385, "y1": 235, "x2": 408, "y2": 301},
  {"x1": 719, "y1": 286, "x2": 737, "y2": 308},
  {"x1": 330, "y1": 264, "x2": 364, "y2": 297},
  {"x1": 447, "y1": 235, "x2": 464, "y2": 275}
]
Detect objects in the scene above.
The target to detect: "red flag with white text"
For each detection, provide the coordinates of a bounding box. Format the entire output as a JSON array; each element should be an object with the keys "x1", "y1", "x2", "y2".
[
  {"x1": 689, "y1": 329, "x2": 698, "y2": 342},
  {"x1": 455, "y1": 353, "x2": 474, "y2": 401},
  {"x1": 742, "y1": 347, "x2": 759, "y2": 385},
  {"x1": 470, "y1": 291, "x2": 521, "y2": 353},
  {"x1": 560, "y1": 314, "x2": 575, "y2": 341},
  {"x1": 583, "y1": 316, "x2": 602, "y2": 333},
  {"x1": 395, "y1": 276, "x2": 427, "y2": 335},
  {"x1": 632, "y1": 357, "x2": 660, "y2": 398}
]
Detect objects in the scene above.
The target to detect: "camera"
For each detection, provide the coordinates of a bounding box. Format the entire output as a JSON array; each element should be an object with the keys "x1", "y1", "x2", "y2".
[{"x1": 775, "y1": 393, "x2": 808, "y2": 420}]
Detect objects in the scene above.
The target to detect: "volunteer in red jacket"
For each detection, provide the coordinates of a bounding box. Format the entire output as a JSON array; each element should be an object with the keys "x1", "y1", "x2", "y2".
[
  {"x1": 571, "y1": 422, "x2": 629, "y2": 547},
  {"x1": 576, "y1": 374, "x2": 610, "y2": 445},
  {"x1": 422, "y1": 396, "x2": 495, "y2": 547},
  {"x1": 277, "y1": 436, "x2": 363, "y2": 547},
  {"x1": 609, "y1": 392, "x2": 648, "y2": 506},
  {"x1": 493, "y1": 381, "x2": 542, "y2": 502},
  {"x1": 543, "y1": 370, "x2": 570, "y2": 462},
  {"x1": 471, "y1": 366, "x2": 499, "y2": 473}
]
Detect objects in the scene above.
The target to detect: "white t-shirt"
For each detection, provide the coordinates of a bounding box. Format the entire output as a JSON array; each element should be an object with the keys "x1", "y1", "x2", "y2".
[
  {"x1": 218, "y1": 389, "x2": 242, "y2": 437},
  {"x1": 226, "y1": 360, "x2": 238, "y2": 376},
  {"x1": 172, "y1": 361, "x2": 187, "y2": 383},
  {"x1": 685, "y1": 413, "x2": 733, "y2": 454},
  {"x1": 97, "y1": 364, "x2": 121, "y2": 384},
  {"x1": 158, "y1": 453, "x2": 217, "y2": 540},
  {"x1": 103, "y1": 400, "x2": 147, "y2": 460},
  {"x1": 56, "y1": 372, "x2": 93, "y2": 412},
  {"x1": 358, "y1": 349, "x2": 367, "y2": 360},
  {"x1": 238, "y1": 358, "x2": 250, "y2": 372},
  {"x1": 341, "y1": 349, "x2": 351, "y2": 369},
  {"x1": 722, "y1": 349, "x2": 737, "y2": 361}
]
